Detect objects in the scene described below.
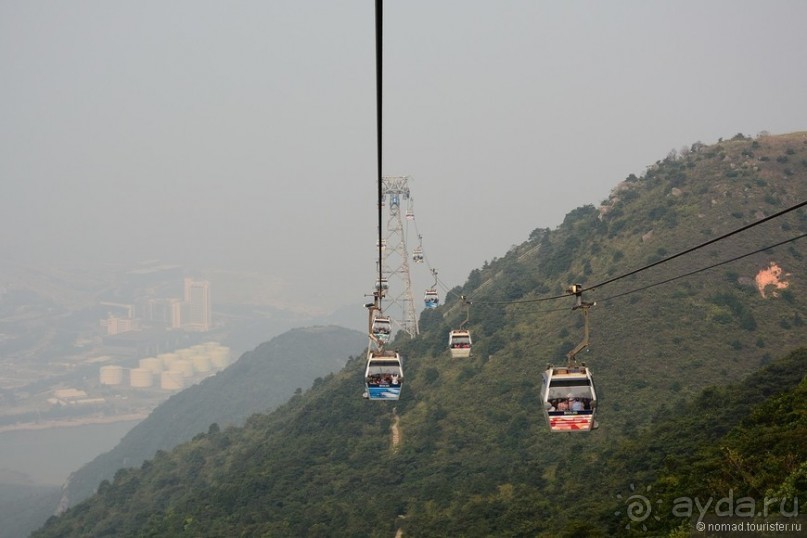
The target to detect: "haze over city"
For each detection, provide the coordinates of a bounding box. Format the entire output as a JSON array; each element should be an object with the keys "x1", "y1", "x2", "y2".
[
  {"x1": 1, "y1": 3, "x2": 806, "y2": 536},
  {"x1": 2, "y1": 0, "x2": 807, "y2": 314}
]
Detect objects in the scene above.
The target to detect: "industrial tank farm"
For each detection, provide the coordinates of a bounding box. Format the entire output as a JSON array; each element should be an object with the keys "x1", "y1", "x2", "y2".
[{"x1": 98, "y1": 343, "x2": 231, "y2": 393}]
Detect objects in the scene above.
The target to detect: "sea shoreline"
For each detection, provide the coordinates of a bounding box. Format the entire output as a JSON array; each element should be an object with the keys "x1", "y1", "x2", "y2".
[{"x1": 0, "y1": 413, "x2": 147, "y2": 433}]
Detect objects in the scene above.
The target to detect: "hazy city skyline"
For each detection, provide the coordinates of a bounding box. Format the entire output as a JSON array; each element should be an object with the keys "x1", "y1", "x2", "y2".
[{"x1": 2, "y1": 1, "x2": 806, "y2": 313}]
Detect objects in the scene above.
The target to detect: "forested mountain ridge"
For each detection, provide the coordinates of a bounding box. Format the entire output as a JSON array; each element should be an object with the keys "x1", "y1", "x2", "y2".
[
  {"x1": 34, "y1": 132, "x2": 807, "y2": 536},
  {"x1": 60, "y1": 325, "x2": 366, "y2": 510}
]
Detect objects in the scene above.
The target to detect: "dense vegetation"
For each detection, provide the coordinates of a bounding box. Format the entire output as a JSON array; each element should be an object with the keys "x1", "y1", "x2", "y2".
[
  {"x1": 34, "y1": 132, "x2": 807, "y2": 536},
  {"x1": 62, "y1": 326, "x2": 366, "y2": 509}
]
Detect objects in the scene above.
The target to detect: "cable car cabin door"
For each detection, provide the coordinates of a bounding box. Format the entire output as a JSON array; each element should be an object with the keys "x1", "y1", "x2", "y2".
[{"x1": 542, "y1": 367, "x2": 597, "y2": 432}]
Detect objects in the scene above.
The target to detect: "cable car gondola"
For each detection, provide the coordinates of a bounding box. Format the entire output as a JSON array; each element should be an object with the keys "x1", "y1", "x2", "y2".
[
  {"x1": 424, "y1": 288, "x2": 439, "y2": 308},
  {"x1": 413, "y1": 246, "x2": 424, "y2": 264},
  {"x1": 541, "y1": 365, "x2": 597, "y2": 432},
  {"x1": 372, "y1": 316, "x2": 391, "y2": 344},
  {"x1": 448, "y1": 329, "x2": 472, "y2": 358},
  {"x1": 363, "y1": 350, "x2": 403, "y2": 400},
  {"x1": 541, "y1": 284, "x2": 598, "y2": 432},
  {"x1": 448, "y1": 296, "x2": 472, "y2": 358},
  {"x1": 424, "y1": 269, "x2": 440, "y2": 308}
]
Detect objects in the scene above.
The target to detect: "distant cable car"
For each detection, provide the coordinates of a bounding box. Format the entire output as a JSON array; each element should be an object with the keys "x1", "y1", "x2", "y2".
[
  {"x1": 425, "y1": 269, "x2": 440, "y2": 308},
  {"x1": 541, "y1": 284, "x2": 598, "y2": 432},
  {"x1": 390, "y1": 194, "x2": 400, "y2": 208},
  {"x1": 372, "y1": 316, "x2": 391, "y2": 344},
  {"x1": 363, "y1": 350, "x2": 403, "y2": 400},
  {"x1": 376, "y1": 277, "x2": 388, "y2": 293},
  {"x1": 448, "y1": 329, "x2": 472, "y2": 358},
  {"x1": 541, "y1": 366, "x2": 597, "y2": 432},
  {"x1": 412, "y1": 246, "x2": 424, "y2": 263},
  {"x1": 448, "y1": 296, "x2": 472, "y2": 358},
  {"x1": 405, "y1": 208, "x2": 414, "y2": 220}
]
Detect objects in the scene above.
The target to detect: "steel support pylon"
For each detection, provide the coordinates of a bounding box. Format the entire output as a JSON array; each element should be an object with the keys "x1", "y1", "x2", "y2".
[{"x1": 381, "y1": 176, "x2": 418, "y2": 338}]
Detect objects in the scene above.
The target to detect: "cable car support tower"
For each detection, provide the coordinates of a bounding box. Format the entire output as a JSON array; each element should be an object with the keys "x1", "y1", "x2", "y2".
[{"x1": 381, "y1": 175, "x2": 418, "y2": 338}]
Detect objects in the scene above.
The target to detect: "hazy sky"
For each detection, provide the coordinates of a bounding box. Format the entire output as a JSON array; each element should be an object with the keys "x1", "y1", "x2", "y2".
[{"x1": 2, "y1": 1, "x2": 806, "y2": 313}]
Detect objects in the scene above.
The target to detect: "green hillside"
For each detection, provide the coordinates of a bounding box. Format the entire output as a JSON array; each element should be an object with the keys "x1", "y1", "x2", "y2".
[
  {"x1": 33, "y1": 132, "x2": 807, "y2": 536},
  {"x1": 60, "y1": 326, "x2": 366, "y2": 510}
]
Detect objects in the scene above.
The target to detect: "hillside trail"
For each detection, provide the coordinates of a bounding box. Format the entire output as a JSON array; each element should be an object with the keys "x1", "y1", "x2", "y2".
[{"x1": 391, "y1": 407, "x2": 401, "y2": 450}]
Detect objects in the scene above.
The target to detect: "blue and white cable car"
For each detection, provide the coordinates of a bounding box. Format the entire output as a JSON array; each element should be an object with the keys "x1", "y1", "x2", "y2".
[
  {"x1": 372, "y1": 316, "x2": 391, "y2": 344},
  {"x1": 363, "y1": 350, "x2": 403, "y2": 400},
  {"x1": 424, "y1": 289, "x2": 439, "y2": 309}
]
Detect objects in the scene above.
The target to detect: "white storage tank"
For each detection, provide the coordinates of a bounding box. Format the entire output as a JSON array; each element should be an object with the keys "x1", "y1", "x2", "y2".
[
  {"x1": 192, "y1": 355, "x2": 211, "y2": 373},
  {"x1": 129, "y1": 368, "x2": 154, "y2": 388},
  {"x1": 139, "y1": 357, "x2": 163, "y2": 375},
  {"x1": 177, "y1": 348, "x2": 194, "y2": 360},
  {"x1": 158, "y1": 353, "x2": 179, "y2": 370},
  {"x1": 99, "y1": 365, "x2": 124, "y2": 385},
  {"x1": 210, "y1": 347, "x2": 231, "y2": 369},
  {"x1": 160, "y1": 370, "x2": 184, "y2": 390},
  {"x1": 173, "y1": 359, "x2": 195, "y2": 377}
]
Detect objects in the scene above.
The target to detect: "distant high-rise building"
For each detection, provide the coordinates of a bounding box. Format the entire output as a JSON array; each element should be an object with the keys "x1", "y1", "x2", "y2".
[
  {"x1": 143, "y1": 297, "x2": 184, "y2": 329},
  {"x1": 183, "y1": 278, "x2": 211, "y2": 331},
  {"x1": 170, "y1": 299, "x2": 182, "y2": 329},
  {"x1": 101, "y1": 315, "x2": 136, "y2": 336}
]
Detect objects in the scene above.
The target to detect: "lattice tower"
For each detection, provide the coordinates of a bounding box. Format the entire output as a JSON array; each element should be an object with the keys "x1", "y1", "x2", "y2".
[{"x1": 380, "y1": 176, "x2": 418, "y2": 337}]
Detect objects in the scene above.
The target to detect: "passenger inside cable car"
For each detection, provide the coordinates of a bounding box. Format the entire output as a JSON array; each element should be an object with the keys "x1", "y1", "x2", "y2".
[
  {"x1": 424, "y1": 289, "x2": 439, "y2": 308},
  {"x1": 449, "y1": 333, "x2": 471, "y2": 349}
]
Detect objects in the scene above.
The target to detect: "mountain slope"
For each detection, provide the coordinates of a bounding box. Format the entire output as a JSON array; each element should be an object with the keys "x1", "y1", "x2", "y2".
[
  {"x1": 33, "y1": 132, "x2": 807, "y2": 536},
  {"x1": 60, "y1": 325, "x2": 366, "y2": 509}
]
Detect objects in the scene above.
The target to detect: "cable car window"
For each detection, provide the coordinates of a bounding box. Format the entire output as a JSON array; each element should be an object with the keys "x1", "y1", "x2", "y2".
[
  {"x1": 548, "y1": 386, "x2": 593, "y2": 401},
  {"x1": 368, "y1": 360, "x2": 401, "y2": 367},
  {"x1": 548, "y1": 379, "x2": 592, "y2": 387}
]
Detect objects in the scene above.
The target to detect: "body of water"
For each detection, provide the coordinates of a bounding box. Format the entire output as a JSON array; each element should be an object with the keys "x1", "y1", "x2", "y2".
[{"x1": 0, "y1": 420, "x2": 140, "y2": 486}]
